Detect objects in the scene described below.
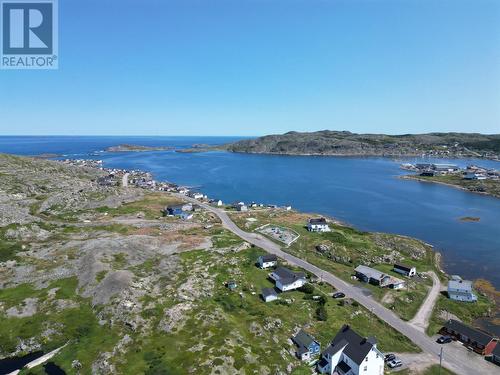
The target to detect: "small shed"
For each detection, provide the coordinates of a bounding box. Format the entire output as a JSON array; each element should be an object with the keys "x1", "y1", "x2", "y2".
[{"x1": 261, "y1": 288, "x2": 278, "y2": 302}]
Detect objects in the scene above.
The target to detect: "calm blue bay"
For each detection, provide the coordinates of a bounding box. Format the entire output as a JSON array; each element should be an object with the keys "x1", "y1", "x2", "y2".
[{"x1": 1, "y1": 136, "x2": 500, "y2": 288}]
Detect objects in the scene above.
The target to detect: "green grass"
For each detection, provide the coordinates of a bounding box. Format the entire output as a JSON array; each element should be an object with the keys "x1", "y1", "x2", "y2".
[
  {"x1": 228, "y1": 210, "x2": 439, "y2": 321},
  {"x1": 94, "y1": 192, "x2": 183, "y2": 219},
  {"x1": 0, "y1": 277, "x2": 120, "y2": 374},
  {"x1": 114, "y1": 246, "x2": 419, "y2": 374},
  {"x1": 427, "y1": 293, "x2": 494, "y2": 335},
  {"x1": 397, "y1": 364, "x2": 456, "y2": 375}
]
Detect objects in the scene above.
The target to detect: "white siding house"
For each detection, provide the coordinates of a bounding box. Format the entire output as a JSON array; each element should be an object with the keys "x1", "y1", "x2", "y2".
[
  {"x1": 307, "y1": 218, "x2": 330, "y2": 232},
  {"x1": 317, "y1": 325, "x2": 384, "y2": 375},
  {"x1": 258, "y1": 254, "x2": 278, "y2": 269},
  {"x1": 270, "y1": 267, "x2": 306, "y2": 292},
  {"x1": 448, "y1": 280, "x2": 477, "y2": 302},
  {"x1": 393, "y1": 264, "x2": 417, "y2": 277}
]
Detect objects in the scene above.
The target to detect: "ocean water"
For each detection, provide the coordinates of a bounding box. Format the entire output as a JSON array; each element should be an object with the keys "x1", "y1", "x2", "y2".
[{"x1": 1, "y1": 136, "x2": 500, "y2": 288}]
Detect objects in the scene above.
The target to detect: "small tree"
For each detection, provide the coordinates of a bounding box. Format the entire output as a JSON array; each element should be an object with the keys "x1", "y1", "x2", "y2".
[
  {"x1": 316, "y1": 305, "x2": 328, "y2": 321},
  {"x1": 299, "y1": 283, "x2": 315, "y2": 294}
]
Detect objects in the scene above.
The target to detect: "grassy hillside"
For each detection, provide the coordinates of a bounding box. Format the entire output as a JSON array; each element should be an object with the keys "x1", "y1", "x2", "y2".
[{"x1": 224, "y1": 131, "x2": 500, "y2": 158}]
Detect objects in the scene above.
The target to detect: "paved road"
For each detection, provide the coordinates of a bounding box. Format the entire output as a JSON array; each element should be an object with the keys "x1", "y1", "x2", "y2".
[
  {"x1": 410, "y1": 271, "x2": 442, "y2": 332},
  {"x1": 179, "y1": 195, "x2": 498, "y2": 375}
]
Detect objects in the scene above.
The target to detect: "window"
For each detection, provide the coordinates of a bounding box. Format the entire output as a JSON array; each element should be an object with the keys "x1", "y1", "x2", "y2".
[{"x1": 364, "y1": 366, "x2": 367, "y2": 371}]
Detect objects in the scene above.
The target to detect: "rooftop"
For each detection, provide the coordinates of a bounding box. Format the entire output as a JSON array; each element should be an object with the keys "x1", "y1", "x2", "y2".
[
  {"x1": 309, "y1": 218, "x2": 327, "y2": 225},
  {"x1": 444, "y1": 320, "x2": 494, "y2": 346},
  {"x1": 261, "y1": 288, "x2": 277, "y2": 298},
  {"x1": 448, "y1": 279, "x2": 473, "y2": 291},
  {"x1": 325, "y1": 325, "x2": 377, "y2": 365},
  {"x1": 292, "y1": 329, "x2": 317, "y2": 350},
  {"x1": 354, "y1": 265, "x2": 387, "y2": 281}
]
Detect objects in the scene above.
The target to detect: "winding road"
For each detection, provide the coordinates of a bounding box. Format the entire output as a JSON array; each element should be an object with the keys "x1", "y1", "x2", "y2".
[{"x1": 179, "y1": 194, "x2": 498, "y2": 375}]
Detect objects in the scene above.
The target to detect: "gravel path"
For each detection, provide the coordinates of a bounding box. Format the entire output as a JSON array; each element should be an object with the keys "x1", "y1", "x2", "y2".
[{"x1": 410, "y1": 271, "x2": 442, "y2": 331}]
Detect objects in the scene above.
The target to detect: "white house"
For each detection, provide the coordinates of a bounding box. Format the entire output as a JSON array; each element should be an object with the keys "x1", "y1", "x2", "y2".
[
  {"x1": 307, "y1": 218, "x2": 330, "y2": 232},
  {"x1": 317, "y1": 325, "x2": 384, "y2": 375},
  {"x1": 237, "y1": 204, "x2": 248, "y2": 212},
  {"x1": 258, "y1": 254, "x2": 278, "y2": 269},
  {"x1": 464, "y1": 172, "x2": 487, "y2": 180},
  {"x1": 261, "y1": 288, "x2": 278, "y2": 302},
  {"x1": 270, "y1": 267, "x2": 306, "y2": 292},
  {"x1": 448, "y1": 279, "x2": 477, "y2": 302},
  {"x1": 189, "y1": 192, "x2": 204, "y2": 199},
  {"x1": 393, "y1": 263, "x2": 416, "y2": 277}
]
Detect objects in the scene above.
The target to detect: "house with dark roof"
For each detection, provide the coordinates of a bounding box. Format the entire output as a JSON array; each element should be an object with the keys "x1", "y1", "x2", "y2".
[
  {"x1": 440, "y1": 319, "x2": 497, "y2": 355},
  {"x1": 261, "y1": 287, "x2": 278, "y2": 302},
  {"x1": 490, "y1": 342, "x2": 500, "y2": 365},
  {"x1": 393, "y1": 263, "x2": 416, "y2": 277},
  {"x1": 269, "y1": 267, "x2": 306, "y2": 292},
  {"x1": 354, "y1": 265, "x2": 391, "y2": 287},
  {"x1": 317, "y1": 325, "x2": 384, "y2": 375},
  {"x1": 447, "y1": 279, "x2": 477, "y2": 302},
  {"x1": 307, "y1": 218, "x2": 331, "y2": 232},
  {"x1": 292, "y1": 329, "x2": 321, "y2": 361},
  {"x1": 257, "y1": 254, "x2": 278, "y2": 269}
]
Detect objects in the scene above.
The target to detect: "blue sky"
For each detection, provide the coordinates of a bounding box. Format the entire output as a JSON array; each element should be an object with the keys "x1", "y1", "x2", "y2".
[{"x1": 0, "y1": 0, "x2": 499, "y2": 136}]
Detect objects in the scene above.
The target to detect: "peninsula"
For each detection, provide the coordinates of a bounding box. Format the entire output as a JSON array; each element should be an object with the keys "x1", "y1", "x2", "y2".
[{"x1": 223, "y1": 130, "x2": 500, "y2": 159}]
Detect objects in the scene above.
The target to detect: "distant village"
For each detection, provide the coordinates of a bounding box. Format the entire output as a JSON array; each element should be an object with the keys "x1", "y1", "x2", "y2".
[
  {"x1": 59, "y1": 158, "x2": 500, "y2": 373},
  {"x1": 401, "y1": 162, "x2": 500, "y2": 181}
]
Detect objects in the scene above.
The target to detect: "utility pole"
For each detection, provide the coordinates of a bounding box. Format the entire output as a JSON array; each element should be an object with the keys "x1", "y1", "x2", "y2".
[{"x1": 438, "y1": 347, "x2": 443, "y2": 375}]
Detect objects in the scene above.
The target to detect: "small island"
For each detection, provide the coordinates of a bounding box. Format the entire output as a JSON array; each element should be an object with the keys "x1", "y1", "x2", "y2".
[
  {"x1": 105, "y1": 144, "x2": 172, "y2": 152},
  {"x1": 459, "y1": 216, "x2": 481, "y2": 222}
]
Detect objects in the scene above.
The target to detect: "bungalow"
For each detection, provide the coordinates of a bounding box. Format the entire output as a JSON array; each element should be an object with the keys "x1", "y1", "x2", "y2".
[
  {"x1": 189, "y1": 192, "x2": 204, "y2": 199},
  {"x1": 393, "y1": 263, "x2": 417, "y2": 277},
  {"x1": 440, "y1": 319, "x2": 497, "y2": 355},
  {"x1": 292, "y1": 330, "x2": 321, "y2": 361},
  {"x1": 317, "y1": 325, "x2": 384, "y2": 375},
  {"x1": 307, "y1": 218, "x2": 331, "y2": 232},
  {"x1": 390, "y1": 278, "x2": 406, "y2": 290},
  {"x1": 261, "y1": 288, "x2": 278, "y2": 302},
  {"x1": 258, "y1": 254, "x2": 278, "y2": 269},
  {"x1": 490, "y1": 342, "x2": 500, "y2": 365},
  {"x1": 447, "y1": 279, "x2": 477, "y2": 302},
  {"x1": 464, "y1": 172, "x2": 487, "y2": 180},
  {"x1": 270, "y1": 267, "x2": 306, "y2": 292},
  {"x1": 237, "y1": 204, "x2": 248, "y2": 212},
  {"x1": 432, "y1": 163, "x2": 459, "y2": 172},
  {"x1": 354, "y1": 265, "x2": 391, "y2": 287}
]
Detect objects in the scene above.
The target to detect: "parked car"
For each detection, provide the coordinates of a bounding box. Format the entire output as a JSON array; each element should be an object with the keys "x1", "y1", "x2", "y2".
[
  {"x1": 384, "y1": 353, "x2": 396, "y2": 362},
  {"x1": 387, "y1": 359, "x2": 402, "y2": 368},
  {"x1": 437, "y1": 336, "x2": 452, "y2": 344},
  {"x1": 333, "y1": 292, "x2": 346, "y2": 299}
]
